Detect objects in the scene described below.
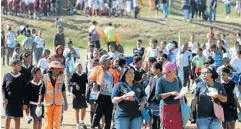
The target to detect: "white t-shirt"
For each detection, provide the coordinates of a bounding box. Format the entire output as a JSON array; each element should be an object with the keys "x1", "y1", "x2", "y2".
[
  {"x1": 108, "y1": 51, "x2": 119, "y2": 60},
  {"x1": 188, "y1": 41, "x2": 198, "y2": 53},
  {"x1": 231, "y1": 57, "x2": 241, "y2": 74},
  {"x1": 37, "y1": 58, "x2": 49, "y2": 73},
  {"x1": 145, "y1": 47, "x2": 158, "y2": 61},
  {"x1": 34, "y1": 36, "x2": 45, "y2": 48},
  {"x1": 63, "y1": 47, "x2": 80, "y2": 59},
  {"x1": 6, "y1": 32, "x2": 16, "y2": 48},
  {"x1": 203, "y1": 49, "x2": 210, "y2": 59},
  {"x1": 133, "y1": 0, "x2": 139, "y2": 7},
  {"x1": 181, "y1": 51, "x2": 192, "y2": 67},
  {"x1": 229, "y1": 47, "x2": 237, "y2": 58}
]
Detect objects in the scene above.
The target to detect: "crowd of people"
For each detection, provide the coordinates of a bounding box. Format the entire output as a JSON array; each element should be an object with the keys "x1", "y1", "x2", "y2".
[
  {"x1": 2, "y1": 0, "x2": 241, "y2": 20},
  {"x1": 1, "y1": 19, "x2": 241, "y2": 129}
]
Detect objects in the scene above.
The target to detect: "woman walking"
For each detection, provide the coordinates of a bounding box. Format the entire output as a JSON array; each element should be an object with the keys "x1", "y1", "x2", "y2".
[
  {"x1": 34, "y1": 30, "x2": 45, "y2": 63},
  {"x1": 112, "y1": 66, "x2": 147, "y2": 129},
  {"x1": 190, "y1": 66, "x2": 227, "y2": 129},
  {"x1": 155, "y1": 62, "x2": 183, "y2": 129}
]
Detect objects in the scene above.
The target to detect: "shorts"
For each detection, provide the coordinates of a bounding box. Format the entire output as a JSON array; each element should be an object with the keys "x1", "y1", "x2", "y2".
[{"x1": 30, "y1": 104, "x2": 44, "y2": 120}]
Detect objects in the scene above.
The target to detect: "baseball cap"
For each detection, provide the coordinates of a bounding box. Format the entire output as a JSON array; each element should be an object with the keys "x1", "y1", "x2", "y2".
[
  {"x1": 222, "y1": 53, "x2": 230, "y2": 60},
  {"x1": 99, "y1": 55, "x2": 113, "y2": 64},
  {"x1": 166, "y1": 43, "x2": 174, "y2": 51}
]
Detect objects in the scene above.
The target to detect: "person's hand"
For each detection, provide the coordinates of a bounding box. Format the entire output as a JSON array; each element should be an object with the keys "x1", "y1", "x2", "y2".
[
  {"x1": 23, "y1": 105, "x2": 28, "y2": 110},
  {"x1": 3, "y1": 99, "x2": 8, "y2": 105},
  {"x1": 37, "y1": 102, "x2": 41, "y2": 107},
  {"x1": 171, "y1": 91, "x2": 179, "y2": 96},
  {"x1": 123, "y1": 96, "x2": 135, "y2": 101},
  {"x1": 139, "y1": 101, "x2": 146, "y2": 110},
  {"x1": 211, "y1": 94, "x2": 218, "y2": 99}
]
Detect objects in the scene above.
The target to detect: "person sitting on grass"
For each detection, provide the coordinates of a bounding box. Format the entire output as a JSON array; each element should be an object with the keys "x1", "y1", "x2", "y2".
[{"x1": 108, "y1": 44, "x2": 119, "y2": 60}]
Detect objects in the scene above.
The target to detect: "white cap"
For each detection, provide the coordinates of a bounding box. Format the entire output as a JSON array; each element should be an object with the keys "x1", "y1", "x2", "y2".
[
  {"x1": 166, "y1": 43, "x2": 174, "y2": 51},
  {"x1": 222, "y1": 53, "x2": 230, "y2": 59}
]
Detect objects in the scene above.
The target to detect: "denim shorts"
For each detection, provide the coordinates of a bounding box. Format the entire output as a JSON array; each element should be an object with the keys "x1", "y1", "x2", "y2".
[{"x1": 197, "y1": 117, "x2": 222, "y2": 129}]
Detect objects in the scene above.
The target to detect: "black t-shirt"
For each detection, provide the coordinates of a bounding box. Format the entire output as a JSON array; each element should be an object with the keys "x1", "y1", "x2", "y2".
[
  {"x1": 220, "y1": 80, "x2": 236, "y2": 107},
  {"x1": 112, "y1": 82, "x2": 146, "y2": 118},
  {"x1": 134, "y1": 67, "x2": 145, "y2": 82}
]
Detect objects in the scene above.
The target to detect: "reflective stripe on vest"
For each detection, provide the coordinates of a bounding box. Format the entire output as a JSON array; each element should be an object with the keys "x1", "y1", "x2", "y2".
[
  {"x1": 44, "y1": 75, "x2": 64, "y2": 106},
  {"x1": 105, "y1": 27, "x2": 115, "y2": 42}
]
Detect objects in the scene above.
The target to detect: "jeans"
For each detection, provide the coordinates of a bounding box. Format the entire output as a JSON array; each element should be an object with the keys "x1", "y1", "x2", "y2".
[
  {"x1": 197, "y1": 117, "x2": 222, "y2": 129},
  {"x1": 115, "y1": 116, "x2": 142, "y2": 129},
  {"x1": 7, "y1": 47, "x2": 14, "y2": 65},
  {"x1": 162, "y1": 3, "x2": 168, "y2": 18},
  {"x1": 65, "y1": 65, "x2": 72, "y2": 93},
  {"x1": 134, "y1": 7, "x2": 139, "y2": 18},
  {"x1": 183, "y1": 9, "x2": 189, "y2": 19},
  {"x1": 34, "y1": 48, "x2": 43, "y2": 63},
  {"x1": 91, "y1": 94, "x2": 113, "y2": 129},
  {"x1": 225, "y1": 4, "x2": 231, "y2": 15},
  {"x1": 183, "y1": 66, "x2": 190, "y2": 87},
  {"x1": 209, "y1": 7, "x2": 216, "y2": 22}
]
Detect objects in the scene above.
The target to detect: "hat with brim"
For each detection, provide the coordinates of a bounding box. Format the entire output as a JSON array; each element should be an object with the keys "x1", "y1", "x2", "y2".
[
  {"x1": 166, "y1": 43, "x2": 174, "y2": 51},
  {"x1": 99, "y1": 55, "x2": 113, "y2": 64},
  {"x1": 49, "y1": 61, "x2": 64, "y2": 69}
]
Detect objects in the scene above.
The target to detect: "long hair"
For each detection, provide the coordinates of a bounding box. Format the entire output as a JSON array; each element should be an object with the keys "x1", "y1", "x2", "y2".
[{"x1": 119, "y1": 66, "x2": 135, "y2": 83}]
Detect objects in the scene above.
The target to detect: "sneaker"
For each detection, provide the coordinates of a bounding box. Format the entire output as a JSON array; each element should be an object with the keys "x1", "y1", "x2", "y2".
[
  {"x1": 76, "y1": 124, "x2": 80, "y2": 129},
  {"x1": 24, "y1": 117, "x2": 32, "y2": 124},
  {"x1": 80, "y1": 123, "x2": 87, "y2": 129}
]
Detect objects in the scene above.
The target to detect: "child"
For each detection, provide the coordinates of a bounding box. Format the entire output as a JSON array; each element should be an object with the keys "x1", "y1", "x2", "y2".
[
  {"x1": 27, "y1": 67, "x2": 44, "y2": 129},
  {"x1": 2, "y1": 60, "x2": 28, "y2": 129},
  {"x1": 235, "y1": 0, "x2": 241, "y2": 18},
  {"x1": 1, "y1": 29, "x2": 6, "y2": 65},
  {"x1": 206, "y1": 27, "x2": 215, "y2": 42},
  {"x1": 70, "y1": 62, "x2": 88, "y2": 129},
  {"x1": 12, "y1": 47, "x2": 21, "y2": 60},
  {"x1": 55, "y1": 17, "x2": 63, "y2": 28},
  {"x1": 192, "y1": 48, "x2": 207, "y2": 77},
  {"x1": 37, "y1": 49, "x2": 50, "y2": 74},
  {"x1": 125, "y1": 0, "x2": 132, "y2": 17},
  {"x1": 220, "y1": 67, "x2": 241, "y2": 129},
  {"x1": 108, "y1": 44, "x2": 119, "y2": 60}
]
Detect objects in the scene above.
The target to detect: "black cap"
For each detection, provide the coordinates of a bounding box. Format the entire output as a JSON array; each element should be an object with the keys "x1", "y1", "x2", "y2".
[
  {"x1": 20, "y1": 52, "x2": 31, "y2": 61},
  {"x1": 31, "y1": 67, "x2": 41, "y2": 74},
  {"x1": 92, "y1": 21, "x2": 98, "y2": 25}
]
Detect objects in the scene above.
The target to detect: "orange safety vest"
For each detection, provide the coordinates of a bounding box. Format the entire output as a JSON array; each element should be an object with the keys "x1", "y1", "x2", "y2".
[{"x1": 43, "y1": 74, "x2": 64, "y2": 106}]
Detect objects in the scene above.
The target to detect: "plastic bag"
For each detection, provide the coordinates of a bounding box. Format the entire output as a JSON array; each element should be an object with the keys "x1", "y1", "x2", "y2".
[{"x1": 90, "y1": 90, "x2": 100, "y2": 100}]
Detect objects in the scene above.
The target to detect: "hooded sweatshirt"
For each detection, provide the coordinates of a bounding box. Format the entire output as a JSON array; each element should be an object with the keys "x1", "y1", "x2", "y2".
[{"x1": 48, "y1": 45, "x2": 66, "y2": 66}]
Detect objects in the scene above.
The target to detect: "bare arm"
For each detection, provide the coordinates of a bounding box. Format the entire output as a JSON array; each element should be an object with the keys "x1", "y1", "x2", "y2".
[
  {"x1": 234, "y1": 94, "x2": 241, "y2": 110},
  {"x1": 191, "y1": 96, "x2": 198, "y2": 112},
  {"x1": 215, "y1": 94, "x2": 227, "y2": 103}
]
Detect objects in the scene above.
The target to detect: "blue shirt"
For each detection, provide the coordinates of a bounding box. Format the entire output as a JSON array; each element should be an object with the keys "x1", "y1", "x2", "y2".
[{"x1": 112, "y1": 82, "x2": 146, "y2": 118}]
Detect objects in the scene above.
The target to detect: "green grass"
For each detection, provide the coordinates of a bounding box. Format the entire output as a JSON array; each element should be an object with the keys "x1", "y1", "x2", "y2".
[{"x1": 1, "y1": 0, "x2": 241, "y2": 76}]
